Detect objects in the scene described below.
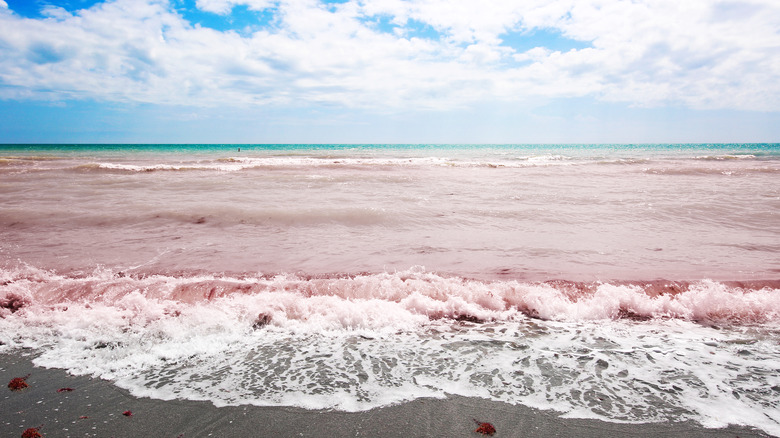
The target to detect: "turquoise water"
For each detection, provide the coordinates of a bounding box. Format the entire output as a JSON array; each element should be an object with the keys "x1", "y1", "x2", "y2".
[{"x1": 2, "y1": 143, "x2": 779, "y2": 157}]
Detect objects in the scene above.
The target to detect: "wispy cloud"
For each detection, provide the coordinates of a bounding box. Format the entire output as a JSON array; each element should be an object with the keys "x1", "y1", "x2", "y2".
[{"x1": 0, "y1": 0, "x2": 778, "y2": 111}]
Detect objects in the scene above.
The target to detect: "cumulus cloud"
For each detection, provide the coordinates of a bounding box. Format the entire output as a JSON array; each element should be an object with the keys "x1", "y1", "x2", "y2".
[
  {"x1": 0, "y1": 0, "x2": 778, "y2": 111},
  {"x1": 195, "y1": 0, "x2": 276, "y2": 15}
]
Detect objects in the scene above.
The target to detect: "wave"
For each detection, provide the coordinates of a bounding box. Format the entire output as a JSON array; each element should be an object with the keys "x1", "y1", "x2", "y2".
[
  {"x1": 694, "y1": 154, "x2": 757, "y2": 161},
  {"x1": 5, "y1": 151, "x2": 774, "y2": 175},
  {"x1": 642, "y1": 165, "x2": 780, "y2": 176},
  {"x1": 2, "y1": 266, "x2": 779, "y2": 434},
  {"x1": 0, "y1": 155, "x2": 68, "y2": 162},
  {"x1": 0, "y1": 158, "x2": 23, "y2": 166},
  {"x1": 71, "y1": 162, "x2": 241, "y2": 173},
  {"x1": 219, "y1": 156, "x2": 579, "y2": 169},
  {"x1": 0, "y1": 205, "x2": 391, "y2": 229},
  {"x1": 595, "y1": 158, "x2": 653, "y2": 165},
  {"x1": 0, "y1": 156, "x2": 70, "y2": 172},
  {"x1": 62, "y1": 155, "x2": 585, "y2": 173},
  {"x1": 2, "y1": 266, "x2": 778, "y2": 324}
]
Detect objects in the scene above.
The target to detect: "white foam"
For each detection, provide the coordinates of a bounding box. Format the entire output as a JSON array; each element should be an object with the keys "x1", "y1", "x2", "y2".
[
  {"x1": 75, "y1": 155, "x2": 585, "y2": 172},
  {"x1": 1, "y1": 266, "x2": 779, "y2": 435},
  {"x1": 2, "y1": 266, "x2": 779, "y2": 324},
  {"x1": 694, "y1": 154, "x2": 757, "y2": 160}
]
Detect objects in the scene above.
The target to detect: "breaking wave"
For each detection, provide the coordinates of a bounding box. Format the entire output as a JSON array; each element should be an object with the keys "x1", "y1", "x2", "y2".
[
  {"x1": 2, "y1": 267, "x2": 779, "y2": 435},
  {"x1": 2, "y1": 266, "x2": 778, "y2": 324}
]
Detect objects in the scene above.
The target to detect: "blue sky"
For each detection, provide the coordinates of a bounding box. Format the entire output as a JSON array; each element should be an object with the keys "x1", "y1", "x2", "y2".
[{"x1": 1, "y1": 0, "x2": 779, "y2": 143}]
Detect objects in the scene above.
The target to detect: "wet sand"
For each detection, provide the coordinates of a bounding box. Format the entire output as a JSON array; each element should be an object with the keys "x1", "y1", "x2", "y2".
[{"x1": 0, "y1": 351, "x2": 773, "y2": 438}]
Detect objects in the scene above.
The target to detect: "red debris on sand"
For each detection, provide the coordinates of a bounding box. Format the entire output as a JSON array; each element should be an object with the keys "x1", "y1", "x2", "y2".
[
  {"x1": 123, "y1": 410, "x2": 133, "y2": 417},
  {"x1": 474, "y1": 420, "x2": 496, "y2": 436},
  {"x1": 79, "y1": 416, "x2": 89, "y2": 420},
  {"x1": 8, "y1": 375, "x2": 30, "y2": 391},
  {"x1": 21, "y1": 427, "x2": 42, "y2": 438},
  {"x1": 57, "y1": 387, "x2": 74, "y2": 393}
]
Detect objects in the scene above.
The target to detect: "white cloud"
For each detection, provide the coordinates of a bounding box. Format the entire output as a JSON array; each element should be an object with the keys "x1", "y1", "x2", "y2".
[
  {"x1": 195, "y1": 0, "x2": 276, "y2": 15},
  {"x1": 40, "y1": 5, "x2": 73, "y2": 20},
  {"x1": 0, "y1": 0, "x2": 778, "y2": 111}
]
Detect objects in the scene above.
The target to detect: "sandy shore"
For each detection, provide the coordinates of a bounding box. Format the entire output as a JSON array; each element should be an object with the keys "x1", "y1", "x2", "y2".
[{"x1": 1, "y1": 351, "x2": 773, "y2": 438}]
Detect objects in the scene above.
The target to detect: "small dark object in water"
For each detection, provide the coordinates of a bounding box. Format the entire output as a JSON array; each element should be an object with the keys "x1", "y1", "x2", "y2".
[
  {"x1": 1, "y1": 293, "x2": 28, "y2": 313},
  {"x1": 8, "y1": 375, "x2": 30, "y2": 391},
  {"x1": 456, "y1": 314, "x2": 484, "y2": 323},
  {"x1": 617, "y1": 306, "x2": 652, "y2": 321},
  {"x1": 123, "y1": 410, "x2": 133, "y2": 417},
  {"x1": 57, "y1": 387, "x2": 74, "y2": 392},
  {"x1": 474, "y1": 419, "x2": 496, "y2": 435},
  {"x1": 252, "y1": 313, "x2": 272, "y2": 329},
  {"x1": 21, "y1": 427, "x2": 42, "y2": 438}
]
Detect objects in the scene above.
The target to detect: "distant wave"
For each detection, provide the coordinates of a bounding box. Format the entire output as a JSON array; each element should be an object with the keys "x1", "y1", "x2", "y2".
[
  {"x1": 694, "y1": 154, "x2": 757, "y2": 161},
  {"x1": 0, "y1": 155, "x2": 68, "y2": 161},
  {"x1": 642, "y1": 166, "x2": 780, "y2": 176},
  {"x1": 0, "y1": 205, "x2": 391, "y2": 228},
  {"x1": 0, "y1": 156, "x2": 69, "y2": 169},
  {"x1": 72, "y1": 162, "x2": 236, "y2": 173},
  {"x1": 59, "y1": 156, "x2": 585, "y2": 173},
  {"x1": 2, "y1": 150, "x2": 775, "y2": 175}
]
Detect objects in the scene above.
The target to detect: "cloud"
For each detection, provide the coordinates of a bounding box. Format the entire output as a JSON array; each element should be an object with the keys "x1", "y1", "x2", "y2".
[
  {"x1": 195, "y1": 0, "x2": 276, "y2": 15},
  {"x1": 41, "y1": 5, "x2": 73, "y2": 20},
  {"x1": 0, "y1": 0, "x2": 778, "y2": 111}
]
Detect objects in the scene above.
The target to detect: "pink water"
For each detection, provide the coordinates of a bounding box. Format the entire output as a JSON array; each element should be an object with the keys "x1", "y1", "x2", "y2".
[
  {"x1": 1, "y1": 145, "x2": 778, "y2": 281},
  {"x1": 1, "y1": 145, "x2": 779, "y2": 435}
]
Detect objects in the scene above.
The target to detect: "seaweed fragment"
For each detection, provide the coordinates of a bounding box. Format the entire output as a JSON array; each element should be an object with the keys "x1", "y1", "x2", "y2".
[
  {"x1": 57, "y1": 387, "x2": 74, "y2": 393},
  {"x1": 8, "y1": 375, "x2": 30, "y2": 391},
  {"x1": 473, "y1": 419, "x2": 496, "y2": 435},
  {"x1": 0, "y1": 293, "x2": 28, "y2": 314},
  {"x1": 456, "y1": 314, "x2": 485, "y2": 323},
  {"x1": 252, "y1": 313, "x2": 272, "y2": 329},
  {"x1": 21, "y1": 427, "x2": 42, "y2": 438}
]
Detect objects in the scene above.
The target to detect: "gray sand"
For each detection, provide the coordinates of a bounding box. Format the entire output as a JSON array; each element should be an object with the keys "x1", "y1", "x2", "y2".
[{"x1": 1, "y1": 352, "x2": 772, "y2": 437}]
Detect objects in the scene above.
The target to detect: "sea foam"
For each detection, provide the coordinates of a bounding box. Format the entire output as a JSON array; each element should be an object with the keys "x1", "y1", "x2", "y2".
[
  {"x1": 2, "y1": 267, "x2": 780, "y2": 435},
  {"x1": 2, "y1": 266, "x2": 778, "y2": 323}
]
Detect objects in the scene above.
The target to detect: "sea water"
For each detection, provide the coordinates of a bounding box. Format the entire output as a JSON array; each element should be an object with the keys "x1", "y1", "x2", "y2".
[{"x1": 1, "y1": 144, "x2": 779, "y2": 434}]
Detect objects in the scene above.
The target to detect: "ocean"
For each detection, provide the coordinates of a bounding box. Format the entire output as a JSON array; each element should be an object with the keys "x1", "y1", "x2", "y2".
[{"x1": 1, "y1": 144, "x2": 779, "y2": 434}]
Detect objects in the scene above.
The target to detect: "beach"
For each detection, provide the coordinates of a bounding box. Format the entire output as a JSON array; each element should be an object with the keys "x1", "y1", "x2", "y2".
[
  {"x1": 3, "y1": 0, "x2": 780, "y2": 433},
  {"x1": 2, "y1": 352, "x2": 772, "y2": 438}
]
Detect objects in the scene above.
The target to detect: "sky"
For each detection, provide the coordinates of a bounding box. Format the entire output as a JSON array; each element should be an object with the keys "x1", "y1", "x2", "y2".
[{"x1": 0, "y1": 0, "x2": 779, "y2": 143}]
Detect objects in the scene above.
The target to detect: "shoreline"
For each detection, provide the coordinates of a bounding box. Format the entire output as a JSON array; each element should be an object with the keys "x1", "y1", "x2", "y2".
[{"x1": 1, "y1": 351, "x2": 773, "y2": 438}]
